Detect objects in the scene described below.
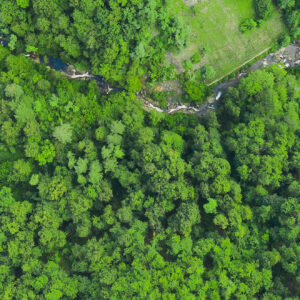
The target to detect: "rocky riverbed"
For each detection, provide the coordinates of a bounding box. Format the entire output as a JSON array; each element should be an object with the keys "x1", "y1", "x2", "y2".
[
  {"x1": 141, "y1": 41, "x2": 300, "y2": 116},
  {"x1": 1, "y1": 38, "x2": 299, "y2": 116}
]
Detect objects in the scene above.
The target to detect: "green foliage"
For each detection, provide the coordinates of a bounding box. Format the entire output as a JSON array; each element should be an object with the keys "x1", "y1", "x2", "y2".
[
  {"x1": 191, "y1": 52, "x2": 201, "y2": 64},
  {"x1": 16, "y1": 0, "x2": 29, "y2": 9},
  {"x1": 53, "y1": 123, "x2": 73, "y2": 144},
  {"x1": 5, "y1": 84, "x2": 23, "y2": 99},
  {"x1": 213, "y1": 214, "x2": 229, "y2": 229},
  {"x1": 203, "y1": 198, "x2": 217, "y2": 214},
  {"x1": 182, "y1": 79, "x2": 206, "y2": 104},
  {"x1": 184, "y1": 59, "x2": 193, "y2": 70},
  {"x1": 0, "y1": 0, "x2": 190, "y2": 87},
  {"x1": 150, "y1": 91, "x2": 175, "y2": 109},
  {"x1": 254, "y1": 0, "x2": 274, "y2": 20},
  {"x1": 26, "y1": 45, "x2": 38, "y2": 53},
  {"x1": 240, "y1": 18, "x2": 257, "y2": 33},
  {"x1": 0, "y1": 40, "x2": 299, "y2": 300},
  {"x1": 257, "y1": 19, "x2": 265, "y2": 28},
  {"x1": 284, "y1": 10, "x2": 300, "y2": 38},
  {"x1": 10, "y1": 159, "x2": 32, "y2": 182},
  {"x1": 29, "y1": 174, "x2": 39, "y2": 186},
  {"x1": 201, "y1": 65, "x2": 216, "y2": 80},
  {"x1": 35, "y1": 140, "x2": 56, "y2": 166},
  {"x1": 169, "y1": 202, "x2": 201, "y2": 236},
  {"x1": 8, "y1": 34, "x2": 17, "y2": 51},
  {"x1": 278, "y1": 33, "x2": 291, "y2": 47},
  {"x1": 277, "y1": 0, "x2": 295, "y2": 10}
]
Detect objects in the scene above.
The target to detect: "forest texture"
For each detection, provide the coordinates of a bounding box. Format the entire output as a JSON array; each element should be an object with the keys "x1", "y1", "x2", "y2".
[
  {"x1": 0, "y1": 0, "x2": 300, "y2": 299},
  {"x1": 0, "y1": 0, "x2": 189, "y2": 91},
  {"x1": 0, "y1": 45, "x2": 299, "y2": 299},
  {"x1": 1, "y1": 0, "x2": 299, "y2": 89}
]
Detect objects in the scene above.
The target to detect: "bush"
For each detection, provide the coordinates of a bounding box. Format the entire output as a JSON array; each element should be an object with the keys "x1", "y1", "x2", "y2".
[
  {"x1": 240, "y1": 19, "x2": 257, "y2": 33},
  {"x1": 201, "y1": 65, "x2": 216, "y2": 80},
  {"x1": 184, "y1": 59, "x2": 193, "y2": 70},
  {"x1": 278, "y1": 33, "x2": 291, "y2": 47},
  {"x1": 202, "y1": 45, "x2": 211, "y2": 55},
  {"x1": 191, "y1": 52, "x2": 201, "y2": 64},
  {"x1": 284, "y1": 11, "x2": 300, "y2": 38},
  {"x1": 26, "y1": 45, "x2": 38, "y2": 53},
  {"x1": 151, "y1": 91, "x2": 175, "y2": 108},
  {"x1": 8, "y1": 34, "x2": 17, "y2": 51},
  {"x1": 277, "y1": 0, "x2": 295, "y2": 10},
  {"x1": 183, "y1": 79, "x2": 206, "y2": 104},
  {"x1": 254, "y1": 0, "x2": 274, "y2": 20},
  {"x1": 164, "y1": 16, "x2": 190, "y2": 51},
  {"x1": 257, "y1": 19, "x2": 265, "y2": 28}
]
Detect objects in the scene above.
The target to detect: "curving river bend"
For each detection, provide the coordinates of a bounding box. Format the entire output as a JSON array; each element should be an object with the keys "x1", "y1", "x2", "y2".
[
  {"x1": 1, "y1": 38, "x2": 299, "y2": 116},
  {"x1": 144, "y1": 42, "x2": 300, "y2": 116}
]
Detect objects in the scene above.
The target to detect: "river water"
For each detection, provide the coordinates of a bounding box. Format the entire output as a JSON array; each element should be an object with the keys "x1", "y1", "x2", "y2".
[
  {"x1": 0, "y1": 37, "x2": 114, "y2": 92},
  {"x1": 1, "y1": 37, "x2": 299, "y2": 116}
]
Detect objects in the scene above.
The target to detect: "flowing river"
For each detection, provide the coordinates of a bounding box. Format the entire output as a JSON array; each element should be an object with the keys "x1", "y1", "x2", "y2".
[{"x1": 1, "y1": 37, "x2": 299, "y2": 116}]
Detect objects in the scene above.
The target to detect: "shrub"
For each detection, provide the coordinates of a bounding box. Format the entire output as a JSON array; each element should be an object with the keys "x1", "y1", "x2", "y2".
[
  {"x1": 257, "y1": 19, "x2": 265, "y2": 28},
  {"x1": 202, "y1": 45, "x2": 211, "y2": 55},
  {"x1": 254, "y1": 0, "x2": 274, "y2": 20},
  {"x1": 26, "y1": 45, "x2": 38, "y2": 53},
  {"x1": 277, "y1": 0, "x2": 295, "y2": 10},
  {"x1": 201, "y1": 65, "x2": 216, "y2": 80},
  {"x1": 240, "y1": 19, "x2": 257, "y2": 33},
  {"x1": 183, "y1": 79, "x2": 206, "y2": 104},
  {"x1": 284, "y1": 11, "x2": 300, "y2": 38},
  {"x1": 278, "y1": 33, "x2": 291, "y2": 47},
  {"x1": 160, "y1": 98, "x2": 166, "y2": 109},
  {"x1": 191, "y1": 52, "x2": 201, "y2": 64},
  {"x1": 8, "y1": 34, "x2": 17, "y2": 51},
  {"x1": 184, "y1": 59, "x2": 193, "y2": 70}
]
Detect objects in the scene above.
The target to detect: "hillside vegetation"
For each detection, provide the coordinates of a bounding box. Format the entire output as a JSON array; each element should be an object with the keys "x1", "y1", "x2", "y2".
[
  {"x1": 0, "y1": 1, "x2": 299, "y2": 299},
  {"x1": 0, "y1": 0, "x2": 188, "y2": 91},
  {"x1": 0, "y1": 45, "x2": 299, "y2": 299}
]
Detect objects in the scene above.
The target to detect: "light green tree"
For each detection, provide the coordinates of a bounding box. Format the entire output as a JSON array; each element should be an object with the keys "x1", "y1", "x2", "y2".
[{"x1": 53, "y1": 123, "x2": 73, "y2": 144}]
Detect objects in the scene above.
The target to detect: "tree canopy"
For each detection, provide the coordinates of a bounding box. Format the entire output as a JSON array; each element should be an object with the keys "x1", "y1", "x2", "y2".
[
  {"x1": 0, "y1": 45, "x2": 299, "y2": 299},
  {"x1": 0, "y1": 0, "x2": 189, "y2": 90}
]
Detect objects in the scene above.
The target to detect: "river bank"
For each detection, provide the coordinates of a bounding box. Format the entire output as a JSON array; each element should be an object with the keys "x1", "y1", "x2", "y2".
[
  {"x1": 143, "y1": 41, "x2": 300, "y2": 116},
  {"x1": 1, "y1": 38, "x2": 299, "y2": 116}
]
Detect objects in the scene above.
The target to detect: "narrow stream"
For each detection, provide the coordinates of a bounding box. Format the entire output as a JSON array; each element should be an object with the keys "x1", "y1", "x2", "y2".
[
  {"x1": 142, "y1": 41, "x2": 299, "y2": 116},
  {"x1": 1, "y1": 38, "x2": 299, "y2": 116}
]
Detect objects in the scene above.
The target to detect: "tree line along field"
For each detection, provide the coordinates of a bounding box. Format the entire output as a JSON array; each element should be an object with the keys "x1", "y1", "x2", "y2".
[{"x1": 166, "y1": 0, "x2": 286, "y2": 81}]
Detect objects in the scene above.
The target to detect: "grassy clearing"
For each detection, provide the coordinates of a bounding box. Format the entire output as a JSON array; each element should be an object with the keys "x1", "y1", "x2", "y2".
[{"x1": 166, "y1": 0, "x2": 286, "y2": 81}]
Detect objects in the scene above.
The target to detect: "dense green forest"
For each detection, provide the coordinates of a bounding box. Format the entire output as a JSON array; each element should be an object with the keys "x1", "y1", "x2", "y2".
[
  {"x1": 0, "y1": 0, "x2": 298, "y2": 104},
  {"x1": 0, "y1": 0, "x2": 300, "y2": 299},
  {"x1": 0, "y1": 43, "x2": 299, "y2": 299},
  {"x1": 0, "y1": 0, "x2": 189, "y2": 90}
]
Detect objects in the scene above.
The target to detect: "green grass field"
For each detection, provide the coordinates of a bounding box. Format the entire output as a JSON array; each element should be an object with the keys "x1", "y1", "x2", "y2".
[{"x1": 166, "y1": 0, "x2": 286, "y2": 81}]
